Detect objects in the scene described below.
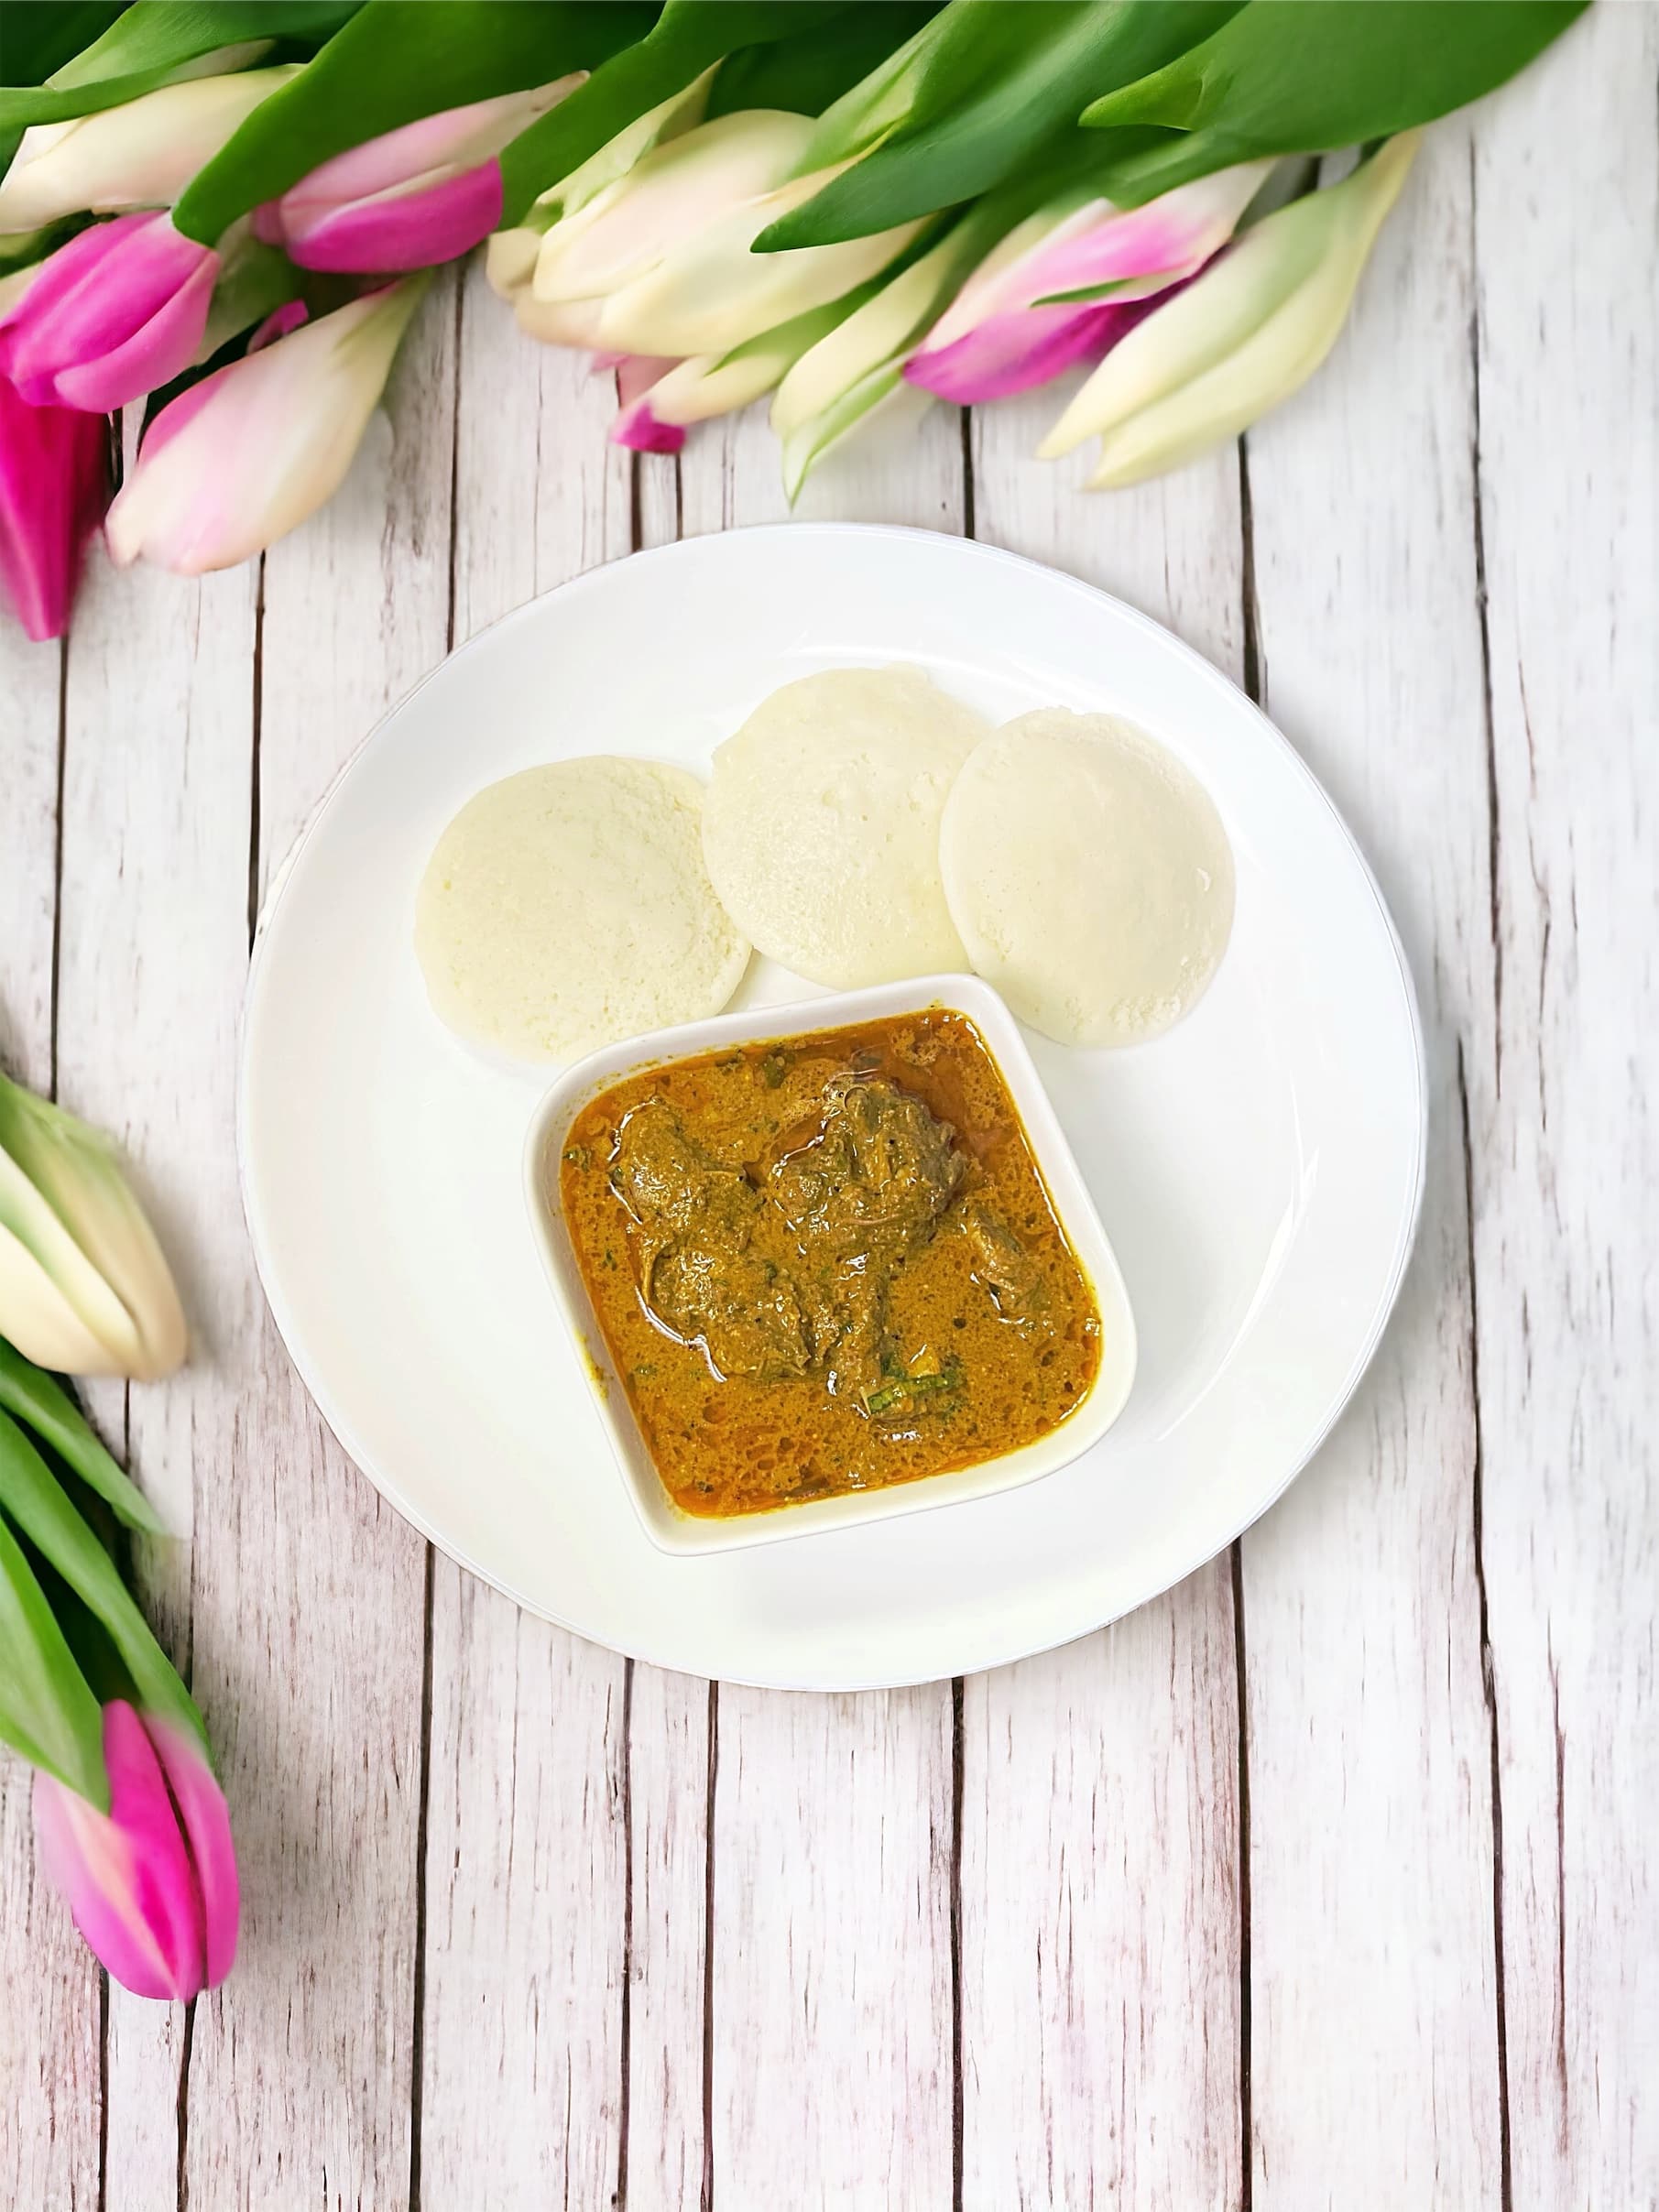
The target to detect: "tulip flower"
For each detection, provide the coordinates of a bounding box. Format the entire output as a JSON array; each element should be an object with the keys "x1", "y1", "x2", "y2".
[
  {"x1": 254, "y1": 78, "x2": 584, "y2": 274},
  {"x1": 107, "y1": 277, "x2": 427, "y2": 575},
  {"x1": 0, "y1": 213, "x2": 218, "y2": 413},
  {"x1": 525, "y1": 109, "x2": 922, "y2": 360},
  {"x1": 904, "y1": 162, "x2": 1272, "y2": 406},
  {"x1": 0, "y1": 1333, "x2": 235, "y2": 2000},
  {"x1": 531, "y1": 111, "x2": 808, "y2": 305},
  {"x1": 0, "y1": 68, "x2": 300, "y2": 234},
  {"x1": 1040, "y1": 136, "x2": 1420, "y2": 486},
  {"x1": 769, "y1": 212, "x2": 1013, "y2": 499},
  {"x1": 609, "y1": 288, "x2": 877, "y2": 455},
  {"x1": 34, "y1": 1701, "x2": 238, "y2": 2000},
  {"x1": 0, "y1": 374, "x2": 108, "y2": 640},
  {"x1": 0, "y1": 1073, "x2": 185, "y2": 1377},
  {"x1": 487, "y1": 71, "x2": 716, "y2": 323}
]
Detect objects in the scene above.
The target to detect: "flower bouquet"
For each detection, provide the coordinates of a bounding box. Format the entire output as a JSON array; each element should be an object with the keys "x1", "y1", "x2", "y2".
[{"x1": 0, "y1": 0, "x2": 1587, "y2": 640}]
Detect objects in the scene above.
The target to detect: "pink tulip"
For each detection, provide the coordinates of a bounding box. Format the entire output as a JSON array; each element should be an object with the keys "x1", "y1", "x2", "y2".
[
  {"x1": 904, "y1": 164, "x2": 1272, "y2": 406},
  {"x1": 106, "y1": 278, "x2": 426, "y2": 575},
  {"x1": 256, "y1": 80, "x2": 582, "y2": 273},
  {"x1": 907, "y1": 293, "x2": 1174, "y2": 407},
  {"x1": 0, "y1": 373, "x2": 108, "y2": 640},
  {"x1": 33, "y1": 1701, "x2": 238, "y2": 2000},
  {"x1": 0, "y1": 214, "x2": 219, "y2": 415}
]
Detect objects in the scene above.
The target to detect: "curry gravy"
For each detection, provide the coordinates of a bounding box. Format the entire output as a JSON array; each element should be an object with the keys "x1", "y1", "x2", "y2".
[{"x1": 559, "y1": 1012, "x2": 1102, "y2": 1517}]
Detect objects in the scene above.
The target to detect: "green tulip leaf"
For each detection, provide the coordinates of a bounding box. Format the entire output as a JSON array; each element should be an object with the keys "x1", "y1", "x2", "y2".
[
  {"x1": 1, "y1": 2, "x2": 128, "y2": 93},
  {"x1": 0, "y1": 1509, "x2": 107, "y2": 1805},
  {"x1": 0, "y1": 0, "x2": 125, "y2": 178},
  {"x1": 0, "y1": 1407, "x2": 202, "y2": 1748},
  {"x1": 758, "y1": 0, "x2": 1242, "y2": 251},
  {"x1": 0, "y1": 4, "x2": 362, "y2": 130},
  {"x1": 1078, "y1": 0, "x2": 1590, "y2": 204},
  {"x1": 705, "y1": 4, "x2": 939, "y2": 124},
  {"x1": 174, "y1": 0, "x2": 658, "y2": 245},
  {"x1": 497, "y1": 0, "x2": 848, "y2": 226},
  {"x1": 0, "y1": 1339, "x2": 166, "y2": 1537}
]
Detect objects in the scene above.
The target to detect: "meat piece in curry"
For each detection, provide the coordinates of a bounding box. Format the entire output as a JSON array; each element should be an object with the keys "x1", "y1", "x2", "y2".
[{"x1": 559, "y1": 1012, "x2": 1102, "y2": 1517}]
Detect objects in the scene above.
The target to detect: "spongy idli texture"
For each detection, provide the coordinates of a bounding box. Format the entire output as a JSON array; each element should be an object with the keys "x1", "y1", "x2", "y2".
[
  {"x1": 702, "y1": 667, "x2": 991, "y2": 987},
  {"x1": 416, "y1": 757, "x2": 749, "y2": 1063},
  {"x1": 940, "y1": 709, "x2": 1235, "y2": 1047}
]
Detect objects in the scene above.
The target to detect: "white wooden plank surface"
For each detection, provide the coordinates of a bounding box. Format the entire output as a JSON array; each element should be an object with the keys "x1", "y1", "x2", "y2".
[
  {"x1": 1470, "y1": 12, "x2": 1659, "y2": 2206},
  {"x1": 0, "y1": 626, "x2": 104, "y2": 2212},
  {"x1": 1239, "y1": 117, "x2": 1505, "y2": 2205},
  {"x1": 412, "y1": 273, "x2": 635, "y2": 2212},
  {"x1": 0, "y1": 37, "x2": 1654, "y2": 2207},
  {"x1": 51, "y1": 539, "x2": 257, "y2": 2209},
  {"x1": 183, "y1": 262, "x2": 460, "y2": 2212},
  {"x1": 963, "y1": 409, "x2": 1246, "y2": 2209}
]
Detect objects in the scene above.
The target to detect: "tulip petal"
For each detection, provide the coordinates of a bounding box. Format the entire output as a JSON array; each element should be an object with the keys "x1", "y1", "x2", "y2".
[
  {"x1": 108, "y1": 278, "x2": 426, "y2": 576},
  {"x1": 34, "y1": 1703, "x2": 204, "y2": 2000},
  {"x1": 1042, "y1": 135, "x2": 1419, "y2": 474},
  {"x1": 283, "y1": 162, "x2": 504, "y2": 273},
  {"x1": 0, "y1": 213, "x2": 218, "y2": 416},
  {"x1": 531, "y1": 110, "x2": 813, "y2": 306},
  {"x1": 0, "y1": 376, "x2": 107, "y2": 642},
  {"x1": 613, "y1": 354, "x2": 677, "y2": 408},
  {"x1": 0, "y1": 1136, "x2": 147, "y2": 1373},
  {"x1": 486, "y1": 224, "x2": 543, "y2": 299},
  {"x1": 611, "y1": 287, "x2": 868, "y2": 452},
  {"x1": 611, "y1": 403, "x2": 685, "y2": 455},
  {"x1": 0, "y1": 1074, "x2": 186, "y2": 1378},
  {"x1": 1017, "y1": 165, "x2": 1272, "y2": 308},
  {"x1": 906, "y1": 302, "x2": 1123, "y2": 404},
  {"x1": 148, "y1": 1716, "x2": 238, "y2": 1989},
  {"x1": 49, "y1": 256, "x2": 217, "y2": 413},
  {"x1": 514, "y1": 291, "x2": 607, "y2": 349},
  {"x1": 0, "y1": 216, "x2": 151, "y2": 362},
  {"x1": 0, "y1": 68, "x2": 301, "y2": 232},
  {"x1": 910, "y1": 281, "x2": 1185, "y2": 407},
  {"x1": 278, "y1": 82, "x2": 580, "y2": 222}
]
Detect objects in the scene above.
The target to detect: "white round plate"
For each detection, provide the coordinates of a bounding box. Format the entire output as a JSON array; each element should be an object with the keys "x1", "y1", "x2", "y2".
[{"x1": 240, "y1": 524, "x2": 1424, "y2": 1690}]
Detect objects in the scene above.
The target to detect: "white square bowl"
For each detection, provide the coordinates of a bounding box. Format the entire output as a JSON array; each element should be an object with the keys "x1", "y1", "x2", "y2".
[{"x1": 522, "y1": 974, "x2": 1137, "y2": 1555}]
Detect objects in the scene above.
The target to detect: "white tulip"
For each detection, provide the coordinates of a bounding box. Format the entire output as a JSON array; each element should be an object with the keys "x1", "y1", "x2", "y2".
[
  {"x1": 1040, "y1": 135, "x2": 1420, "y2": 485},
  {"x1": 595, "y1": 172, "x2": 922, "y2": 359},
  {"x1": 769, "y1": 220, "x2": 995, "y2": 498},
  {"x1": 531, "y1": 110, "x2": 812, "y2": 307},
  {"x1": 0, "y1": 1079, "x2": 186, "y2": 1380},
  {"x1": 0, "y1": 68, "x2": 300, "y2": 234}
]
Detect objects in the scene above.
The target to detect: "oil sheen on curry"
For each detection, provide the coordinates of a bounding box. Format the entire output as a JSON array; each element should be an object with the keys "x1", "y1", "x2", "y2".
[{"x1": 558, "y1": 1012, "x2": 1103, "y2": 1518}]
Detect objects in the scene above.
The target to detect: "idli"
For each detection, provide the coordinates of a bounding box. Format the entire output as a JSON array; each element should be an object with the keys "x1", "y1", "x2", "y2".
[
  {"x1": 416, "y1": 758, "x2": 749, "y2": 1063},
  {"x1": 702, "y1": 667, "x2": 990, "y2": 987},
  {"x1": 940, "y1": 709, "x2": 1234, "y2": 1047}
]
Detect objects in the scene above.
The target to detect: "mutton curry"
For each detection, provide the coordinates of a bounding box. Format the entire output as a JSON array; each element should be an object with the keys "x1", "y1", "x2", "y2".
[{"x1": 558, "y1": 1011, "x2": 1102, "y2": 1517}]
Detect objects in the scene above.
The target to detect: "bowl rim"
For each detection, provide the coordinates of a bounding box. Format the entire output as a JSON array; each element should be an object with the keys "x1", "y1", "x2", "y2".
[{"x1": 520, "y1": 972, "x2": 1139, "y2": 1556}]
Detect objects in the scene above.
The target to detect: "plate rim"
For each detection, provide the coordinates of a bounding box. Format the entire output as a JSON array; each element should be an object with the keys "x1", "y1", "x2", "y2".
[{"x1": 237, "y1": 520, "x2": 1429, "y2": 1689}]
